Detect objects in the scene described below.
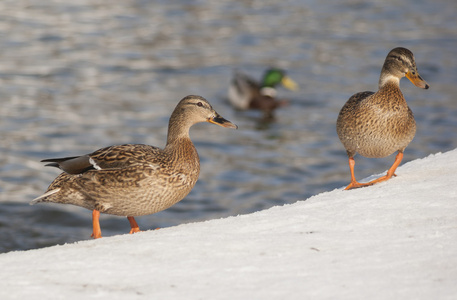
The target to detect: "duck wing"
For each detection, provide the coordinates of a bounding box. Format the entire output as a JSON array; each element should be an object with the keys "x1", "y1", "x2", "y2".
[
  {"x1": 232, "y1": 72, "x2": 261, "y2": 94},
  {"x1": 228, "y1": 72, "x2": 262, "y2": 109},
  {"x1": 42, "y1": 144, "x2": 161, "y2": 175},
  {"x1": 344, "y1": 91, "x2": 375, "y2": 108}
]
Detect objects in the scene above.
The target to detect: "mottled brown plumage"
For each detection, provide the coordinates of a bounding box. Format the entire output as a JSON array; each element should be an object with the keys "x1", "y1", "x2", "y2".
[
  {"x1": 32, "y1": 95, "x2": 237, "y2": 238},
  {"x1": 336, "y1": 47, "x2": 429, "y2": 190}
]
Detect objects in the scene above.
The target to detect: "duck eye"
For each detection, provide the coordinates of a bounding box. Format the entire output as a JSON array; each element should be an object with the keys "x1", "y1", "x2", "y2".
[{"x1": 197, "y1": 102, "x2": 203, "y2": 107}]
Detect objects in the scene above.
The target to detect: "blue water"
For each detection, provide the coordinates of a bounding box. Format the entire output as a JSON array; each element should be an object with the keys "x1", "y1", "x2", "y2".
[{"x1": 1, "y1": 0, "x2": 457, "y2": 253}]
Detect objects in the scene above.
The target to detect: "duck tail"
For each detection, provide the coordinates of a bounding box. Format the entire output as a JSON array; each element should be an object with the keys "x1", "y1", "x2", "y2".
[{"x1": 30, "y1": 188, "x2": 61, "y2": 205}]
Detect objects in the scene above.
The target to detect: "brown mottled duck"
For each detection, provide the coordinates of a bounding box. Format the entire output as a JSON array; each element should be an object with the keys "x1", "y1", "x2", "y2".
[
  {"x1": 336, "y1": 47, "x2": 429, "y2": 190},
  {"x1": 32, "y1": 95, "x2": 237, "y2": 238}
]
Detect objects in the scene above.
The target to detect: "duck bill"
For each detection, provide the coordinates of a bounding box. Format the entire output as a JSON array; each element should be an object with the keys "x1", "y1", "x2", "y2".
[
  {"x1": 406, "y1": 71, "x2": 430, "y2": 89},
  {"x1": 281, "y1": 76, "x2": 299, "y2": 91},
  {"x1": 208, "y1": 114, "x2": 238, "y2": 129}
]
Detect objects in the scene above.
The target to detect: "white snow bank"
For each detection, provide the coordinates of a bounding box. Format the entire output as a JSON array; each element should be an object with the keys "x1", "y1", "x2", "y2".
[{"x1": 1, "y1": 149, "x2": 456, "y2": 300}]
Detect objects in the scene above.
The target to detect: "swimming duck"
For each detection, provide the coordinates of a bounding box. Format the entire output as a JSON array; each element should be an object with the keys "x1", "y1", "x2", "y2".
[
  {"x1": 228, "y1": 68, "x2": 298, "y2": 118},
  {"x1": 32, "y1": 95, "x2": 237, "y2": 238},
  {"x1": 336, "y1": 47, "x2": 429, "y2": 190}
]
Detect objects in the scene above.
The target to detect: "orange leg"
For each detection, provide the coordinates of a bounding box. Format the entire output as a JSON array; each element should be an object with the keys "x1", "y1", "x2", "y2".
[
  {"x1": 91, "y1": 209, "x2": 102, "y2": 239},
  {"x1": 344, "y1": 157, "x2": 373, "y2": 190},
  {"x1": 345, "y1": 152, "x2": 403, "y2": 190},
  {"x1": 366, "y1": 152, "x2": 403, "y2": 185},
  {"x1": 127, "y1": 216, "x2": 141, "y2": 234}
]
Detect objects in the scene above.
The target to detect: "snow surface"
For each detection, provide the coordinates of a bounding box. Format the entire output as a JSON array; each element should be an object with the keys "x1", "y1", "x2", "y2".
[{"x1": 1, "y1": 149, "x2": 456, "y2": 300}]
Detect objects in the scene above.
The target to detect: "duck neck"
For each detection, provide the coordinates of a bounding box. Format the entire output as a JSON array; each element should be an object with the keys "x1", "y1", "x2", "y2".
[
  {"x1": 165, "y1": 115, "x2": 198, "y2": 159},
  {"x1": 378, "y1": 73, "x2": 401, "y2": 90},
  {"x1": 377, "y1": 76, "x2": 406, "y2": 106},
  {"x1": 260, "y1": 86, "x2": 277, "y2": 97}
]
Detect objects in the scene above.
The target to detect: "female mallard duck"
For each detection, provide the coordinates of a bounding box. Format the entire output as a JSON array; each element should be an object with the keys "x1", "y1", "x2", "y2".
[
  {"x1": 336, "y1": 47, "x2": 429, "y2": 190},
  {"x1": 32, "y1": 95, "x2": 237, "y2": 238},
  {"x1": 228, "y1": 68, "x2": 298, "y2": 118}
]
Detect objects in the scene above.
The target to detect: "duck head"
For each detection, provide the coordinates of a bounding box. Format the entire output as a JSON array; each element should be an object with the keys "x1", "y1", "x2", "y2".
[
  {"x1": 261, "y1": 68, "x2": 299, "y2": 91},
  {"x1": 379, "y1": 47, "x2": 430, "y2": 89},
  {"x1": 171, "y1": 95, "x2": 238, "y2": 129}
]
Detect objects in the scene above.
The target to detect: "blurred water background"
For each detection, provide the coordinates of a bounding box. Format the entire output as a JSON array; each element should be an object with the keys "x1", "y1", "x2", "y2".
[{"x1": 1, "y1": 0, "x2": 456, "y2": 253}]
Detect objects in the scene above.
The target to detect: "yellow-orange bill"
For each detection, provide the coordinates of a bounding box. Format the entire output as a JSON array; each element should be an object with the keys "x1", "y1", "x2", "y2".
[
  {"x1": 281, "y1": 76, "x2": 299, "y2": 91},
  {"x1": 208, "y1": 114, "x2": 238, "y2": 129},
  {"x1": 406, "y1": 71, "x2": 430, "y2": 89}
]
